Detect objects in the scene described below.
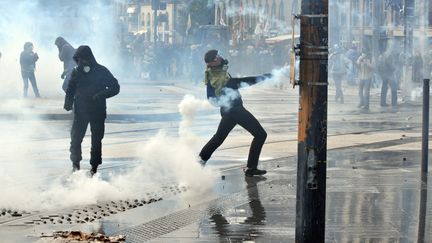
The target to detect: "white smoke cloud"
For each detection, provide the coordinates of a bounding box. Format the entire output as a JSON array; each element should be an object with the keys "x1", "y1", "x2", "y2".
[
  {"x1": 0, "y1": 94, "x2": 217, "y2": 211},
  {"x1": 0, "y1": 1, "x2": 122, "y2": 98}
]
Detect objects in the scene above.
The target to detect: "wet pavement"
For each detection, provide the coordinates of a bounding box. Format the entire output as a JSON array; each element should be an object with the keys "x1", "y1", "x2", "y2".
[
  {"x1": 108, "y1": 141, "x2": 432, "y2": 243},
  {"x1": 0, "y1": 81, "x2": 431, "y2": 242}
]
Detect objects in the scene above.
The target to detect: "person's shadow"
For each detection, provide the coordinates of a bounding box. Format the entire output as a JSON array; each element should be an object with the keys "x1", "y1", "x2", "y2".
[{"x1": 210, "y1": 176, "x2": 267, "y2": 241}]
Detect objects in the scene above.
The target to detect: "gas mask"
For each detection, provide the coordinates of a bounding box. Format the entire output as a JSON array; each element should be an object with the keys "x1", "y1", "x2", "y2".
[{"x1": 77, "y1": 59, "x2": 91, "y2": 73}]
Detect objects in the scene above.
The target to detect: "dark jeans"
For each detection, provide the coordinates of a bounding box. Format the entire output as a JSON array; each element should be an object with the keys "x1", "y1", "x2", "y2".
[
  {"x1": 359, "y1": 79, "x2": 371, "y2": 108},
  {"x1": 333, "y1": 74, "x2": 344, "y2": 102},
  {"x1": 381, "y1": 78, "x2": 398, "y2": 106},
  {"x1": 70, "y1": 112, "x2": 105, "y2": 167},
  {"x1": 21, "y1": 71, "x2": 40, "y2": 97},
  {"x1": 199, "y1": 105, "x2": 267, "y2": 169}
]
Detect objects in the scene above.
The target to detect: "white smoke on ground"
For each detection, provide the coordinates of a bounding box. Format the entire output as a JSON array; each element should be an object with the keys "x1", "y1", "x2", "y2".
[{"x1": 0, "y1": 94, "x2": 217, "y2": 211}]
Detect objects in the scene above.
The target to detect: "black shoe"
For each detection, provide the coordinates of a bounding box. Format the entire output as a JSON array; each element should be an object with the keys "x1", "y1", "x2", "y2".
[
  {"x1": 245, "y1": 168, "x2": 267, "y2": 177},
  {"x1": 90, "y1": 165, "x2": 98, "y2": 176},
  {"x1": 72, "y1": 163, "x2": 80, "y2": 172},
  {"x1": 360, "y1": 106, "x2": 369, "y2": 113},
  {"x1": 198, "y1": 158, "x2": 207, "y2": 167}
]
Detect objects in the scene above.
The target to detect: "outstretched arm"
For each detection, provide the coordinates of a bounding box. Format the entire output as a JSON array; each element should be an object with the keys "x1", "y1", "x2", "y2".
[{"x1": 225, "y1": 73, "x2": 272, "y2": 89}]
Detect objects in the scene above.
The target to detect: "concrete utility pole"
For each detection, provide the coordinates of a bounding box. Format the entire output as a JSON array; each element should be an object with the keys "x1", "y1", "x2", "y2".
[{"x1": 295, "y1": 0, "x2": 328, "y2": 242}]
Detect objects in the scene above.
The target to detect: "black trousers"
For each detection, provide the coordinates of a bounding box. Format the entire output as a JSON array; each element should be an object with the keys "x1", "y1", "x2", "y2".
[
  {"x1": 70, "y1": 112, "x2": 105, "y2": 167},
  {"x1": 381, "y1": 78, "x2": 398, "y2": 106},
  {"x1": 199, "y1": 105, "x2": 267, "y2": 169},
  {"x1": 21, "y1": 71, "x2": 40, "y2": 97},
  {"x1": 333, "y1": 74, "x2": 344, "y2": 102}
]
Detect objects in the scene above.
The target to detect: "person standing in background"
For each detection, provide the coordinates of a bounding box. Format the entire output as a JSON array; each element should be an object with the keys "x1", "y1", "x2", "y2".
[
  {"x1": 357, "y1": 53, "x2": 373, "y2": 111},
  {"x1": 55, "y1": 36, "x2": 76, "y2": 92},
  {"x1": 20, "y1": 42, "x2": 40, "y2": 98}
]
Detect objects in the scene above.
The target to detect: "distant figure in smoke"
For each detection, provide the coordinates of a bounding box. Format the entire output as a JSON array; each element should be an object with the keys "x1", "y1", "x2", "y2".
[
  {"x1": 346, "y1": 43, "x2": 360, "y2": 86},
  {"x1": 20, "y1": 42, "x2": 40, "y2": 98},
  {"x1": 412, "y1": 51, "x2": 424, "y2": 86},
  {"x1": 55, "y1": 37, "x2": 76, "y2": 92},
  {"x1": 329, "y1": 45, "x2": 350, "y2": 103},
  {"x1": 378, "y1": 53, "x2": 397, "y2": 107},
  {"x1": 64, "y1": 46, "x2": 120, "y2": 175},
  {"x1": 198, "y1": 49, "x2": 271, "y2": 177},
  {"x1": 356, "y1": 53, "x2": 373, "y2": 111}
]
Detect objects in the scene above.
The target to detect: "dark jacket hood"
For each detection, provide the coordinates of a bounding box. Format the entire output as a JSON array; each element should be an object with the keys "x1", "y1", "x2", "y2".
[
  {"x1": 73, "y1": 45, "x2": 97, "y2": 65},
  {"x1": 55, "y1": 37, "x2": 71, "y2": 48}
]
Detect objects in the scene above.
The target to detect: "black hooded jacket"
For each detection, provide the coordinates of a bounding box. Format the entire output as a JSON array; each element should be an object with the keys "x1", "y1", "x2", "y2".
[{"x1": 64, "y1": 46, "x2": 120, "y2": 117}]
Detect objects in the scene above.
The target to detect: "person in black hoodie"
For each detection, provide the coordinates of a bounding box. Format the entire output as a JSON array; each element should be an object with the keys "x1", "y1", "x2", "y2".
[
  {"x1": 20, "y1": 42, "x2": 40, "y2": 98},
  {"x1": 55, "y1": 37, "x2": 76, "y2": 92},
  {"x1": 199, "y1": 49, "x2": 271, "y2": 177},
  {"x1": 64, "y1": 45, "x2": 120, "y2": 174}
]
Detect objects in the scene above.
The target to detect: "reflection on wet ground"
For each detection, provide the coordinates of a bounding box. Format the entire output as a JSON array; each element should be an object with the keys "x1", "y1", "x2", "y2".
[
  {"x1": 206, "y1": 177, "x2": 267, "y2": 242},
  {"x1": 190, "y1": 142, "x2": 431, "y2": 242}
]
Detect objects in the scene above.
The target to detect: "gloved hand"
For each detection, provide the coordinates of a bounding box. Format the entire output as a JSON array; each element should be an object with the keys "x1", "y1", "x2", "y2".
[
  {"x1": 92, "y1": 92, "x2": 104, "y2": 101},
  {"x1": 61, "y1": 71, "x2": 66, "y2": 79},
  {"x1": 64, "y1": 103, "x2": 72, "y2": 111}
]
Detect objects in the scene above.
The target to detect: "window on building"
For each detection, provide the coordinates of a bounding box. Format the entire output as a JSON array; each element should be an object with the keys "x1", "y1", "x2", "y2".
[
  {"x1": 216, "y1": 6, "x2": 221, "y2": 25},
  {"x1": 166, "y1": 13, "x2": 169, "y2": 32},
  {"x1": 265, "y1": 0, "x2": 269, "y2": 16},
  {"x1": 352, "y1": 0, "x2": 359, "y2": 27},
  {"x1": 430, "y1": 5, "x2": 432, "y2": 26},
  {"x1": 365, "y1": 0, "x2": 373, "y2": 27},
  {"x1": 143, "y1": 13, "x2": 147, "y2": 29},
  {"x1": 279, "y1": 0, "x2": 285, "y2": 21},
  {"x1": 271, "y1": 0, "x2": 276, "y2": 25},
  {"x1": 147, "y1": 13, "x2": 151, "y2": 41},
  {"x1": 250, "y1": 0, "x2": 256, "y2": 33}
]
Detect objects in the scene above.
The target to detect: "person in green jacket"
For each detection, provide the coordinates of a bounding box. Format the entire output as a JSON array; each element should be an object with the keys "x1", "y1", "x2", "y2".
[{"x1": 199, "y1": 49, "x2": 271, "y2": 177}]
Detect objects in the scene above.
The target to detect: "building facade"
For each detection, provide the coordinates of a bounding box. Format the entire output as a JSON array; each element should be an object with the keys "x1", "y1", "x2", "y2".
[
  {"x1": 332, "y1": 0, "x2": 432, "y2": 55},
  {"x1": 121, "y1": 0, "x2": 179, "y2": 44},
  {"x1": 214, "y1": 0, "x2": 297, "y2": 45}
]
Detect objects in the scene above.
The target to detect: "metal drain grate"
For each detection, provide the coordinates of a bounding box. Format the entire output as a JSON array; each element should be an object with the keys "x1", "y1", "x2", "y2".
[
  {"x1": 2, "y1": 184, "x2": 187, "y2": 226},
  {"x1": 115, "y1": 179, "x2": 292, "y2": 242}
]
